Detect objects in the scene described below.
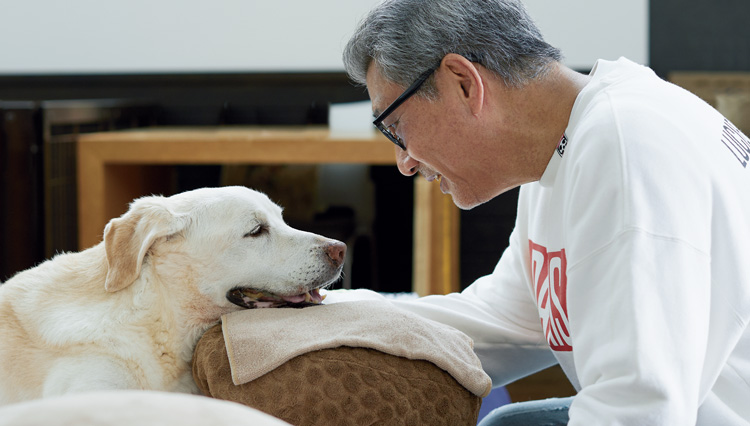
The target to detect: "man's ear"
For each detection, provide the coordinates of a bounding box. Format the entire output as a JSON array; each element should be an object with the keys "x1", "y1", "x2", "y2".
[
  {"x1": 103, "y1": 196, "x2": 187, "y2": 293},
  {"x1": 441, "y1": 53, "x2": 485, "y2": 116}
]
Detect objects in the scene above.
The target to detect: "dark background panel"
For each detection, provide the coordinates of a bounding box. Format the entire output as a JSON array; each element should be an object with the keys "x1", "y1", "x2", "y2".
[{"x1": 649, "y1": 0, "x2": 750, "y2": 78}]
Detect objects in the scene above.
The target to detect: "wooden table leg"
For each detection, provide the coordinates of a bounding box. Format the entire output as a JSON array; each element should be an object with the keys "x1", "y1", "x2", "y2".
[
  {"x1": 77, "y1": 144, "x2": 107, "y2": 250},
  {"x1": 77, "y1": 154, "x2": 172, "y2": 250},
  {"x1": 412, "y1": 178, "x2": 460, "y2": 296}
]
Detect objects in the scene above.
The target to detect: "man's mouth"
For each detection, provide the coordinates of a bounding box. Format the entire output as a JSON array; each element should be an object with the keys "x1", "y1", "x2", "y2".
[
  {"x1": 425, "y1": 173, "x2": 449, "y2": 194},
  {"x1": 226, "y1": 288, "x2": 326, "y2": 309}
]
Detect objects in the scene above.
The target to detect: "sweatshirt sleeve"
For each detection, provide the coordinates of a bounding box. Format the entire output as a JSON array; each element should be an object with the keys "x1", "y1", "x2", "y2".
[
  {"x1": 565, "y1": 228, "x2": 711, "y2": 425},
  {"x1": 390, "y1": 227, "x2": 558, "y2": 387}
]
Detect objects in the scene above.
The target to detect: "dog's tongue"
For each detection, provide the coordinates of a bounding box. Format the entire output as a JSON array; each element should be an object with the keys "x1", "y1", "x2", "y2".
[
  {"x1": 281, "y1": 294, "x2": 307, "y2": 303},
  {"x1": 281, "y1": 289, "x2": 323, "y2": 304}
]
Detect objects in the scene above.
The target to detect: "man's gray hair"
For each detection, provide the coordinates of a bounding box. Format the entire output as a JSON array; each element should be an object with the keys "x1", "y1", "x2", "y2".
[{"x1": 343, "y1": 0, "x2": 562, "y2": 96}]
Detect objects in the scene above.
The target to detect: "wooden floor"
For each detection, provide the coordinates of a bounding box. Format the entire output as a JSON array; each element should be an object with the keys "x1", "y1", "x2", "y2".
[{"x1": 504, "y1": 365, "x2": 577, "y2": 402}]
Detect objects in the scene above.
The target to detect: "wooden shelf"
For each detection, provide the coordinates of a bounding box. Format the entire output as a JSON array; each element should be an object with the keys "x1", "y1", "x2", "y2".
[{"x1": 77, "y1": 126, "x2": 460, "y2": 296}]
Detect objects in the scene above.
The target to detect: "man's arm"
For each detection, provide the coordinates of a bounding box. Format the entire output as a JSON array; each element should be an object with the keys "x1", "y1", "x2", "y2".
[{"x1": 391, "y1": 227, "x2": 557, "y2": 387}]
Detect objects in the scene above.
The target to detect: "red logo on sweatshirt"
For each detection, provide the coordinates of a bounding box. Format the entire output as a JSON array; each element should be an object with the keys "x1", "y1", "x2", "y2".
[{"x1": 529, "y1": 240, "x2": 572, "y2": 351}]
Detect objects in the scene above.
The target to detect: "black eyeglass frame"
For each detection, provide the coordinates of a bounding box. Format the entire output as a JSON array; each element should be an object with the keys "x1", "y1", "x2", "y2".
[
  {"x1": 372, "y1": 55, "x2": 480, "y2": 150},
  {"x1": 372, "y1": 64, "x2": 440, "y2": 150}
]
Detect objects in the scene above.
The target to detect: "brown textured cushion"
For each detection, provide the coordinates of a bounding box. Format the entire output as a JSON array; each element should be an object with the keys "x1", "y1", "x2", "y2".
[{"x1": 193, "y1": 324, "x2": 481, "y2": 426}]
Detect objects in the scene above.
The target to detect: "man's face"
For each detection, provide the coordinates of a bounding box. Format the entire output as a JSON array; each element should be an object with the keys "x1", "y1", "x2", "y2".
[{"x1": 366, "y1": 63, "x2": 491, "y2": 210}]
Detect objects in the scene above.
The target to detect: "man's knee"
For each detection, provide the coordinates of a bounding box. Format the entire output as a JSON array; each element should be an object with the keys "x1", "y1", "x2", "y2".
[{"x1": 478, "y1": 396, "x2": 573, "y2": 426}]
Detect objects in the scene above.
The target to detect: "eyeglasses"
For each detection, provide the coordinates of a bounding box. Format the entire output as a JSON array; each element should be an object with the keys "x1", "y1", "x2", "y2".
[
  {"x1": 372, "y1": 64, "x2": 439, "y2": 150},
  {"x1": 372, "y1": 55, "x2": 480, "y2": 150}
]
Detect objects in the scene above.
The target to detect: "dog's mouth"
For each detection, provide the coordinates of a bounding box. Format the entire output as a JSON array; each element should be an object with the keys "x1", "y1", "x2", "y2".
[{"x1": 226, "y1": 288, "x2": 326, "y2": 309}]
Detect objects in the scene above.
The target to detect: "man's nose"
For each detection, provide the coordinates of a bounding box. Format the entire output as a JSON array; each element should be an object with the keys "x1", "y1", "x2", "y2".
[{"x1": 396, "y1": 148, "x2": 418, "y2": 176}]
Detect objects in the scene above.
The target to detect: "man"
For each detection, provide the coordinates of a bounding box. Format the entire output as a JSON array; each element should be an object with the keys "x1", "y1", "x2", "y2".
[{"x1": 342, "y1": 0, "x2": 750, "y2": 424}]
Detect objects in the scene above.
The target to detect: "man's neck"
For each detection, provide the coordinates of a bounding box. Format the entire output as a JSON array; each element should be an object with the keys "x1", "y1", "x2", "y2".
[{"x1": 510, "y1": 62, "x2": 590, "y2": 182}]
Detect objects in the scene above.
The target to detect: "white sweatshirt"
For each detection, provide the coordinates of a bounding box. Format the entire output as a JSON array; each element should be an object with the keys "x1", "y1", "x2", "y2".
[{"x1": 387, "y1": 58, "x2": 750, "y2": 425}]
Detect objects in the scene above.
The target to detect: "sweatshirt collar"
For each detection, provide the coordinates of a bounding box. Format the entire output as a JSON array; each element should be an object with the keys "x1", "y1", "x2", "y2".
[{"x1": 539, "y1": 134, "x2": 568, "y2": 187}]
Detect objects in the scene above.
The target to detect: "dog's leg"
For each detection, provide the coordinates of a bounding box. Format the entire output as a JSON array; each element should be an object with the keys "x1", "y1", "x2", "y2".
[{"x1": 43, "y1": 356, "x2": 141, "y2": 397}]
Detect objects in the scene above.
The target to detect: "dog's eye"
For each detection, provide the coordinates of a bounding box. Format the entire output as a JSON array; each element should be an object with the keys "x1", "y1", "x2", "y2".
[{"x1": 243, "y1": 224, "x2": 267, "y2": 238}]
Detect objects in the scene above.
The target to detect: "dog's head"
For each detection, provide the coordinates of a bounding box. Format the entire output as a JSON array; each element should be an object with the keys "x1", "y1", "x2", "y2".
[{"x1": 103, "y1": 186, "x2": 345, "y2": 316}]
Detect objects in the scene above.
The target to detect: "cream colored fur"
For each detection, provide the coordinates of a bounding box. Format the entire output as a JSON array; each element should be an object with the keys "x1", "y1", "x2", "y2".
[{"x1": 0, "y1": 186, "x2": 344, "y2": 405}]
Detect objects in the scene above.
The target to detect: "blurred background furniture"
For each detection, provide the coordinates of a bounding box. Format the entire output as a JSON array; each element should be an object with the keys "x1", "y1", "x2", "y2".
[
  {"x1": 76, "y1": 126, "x2": 459, "y2": 296},
  {"x1": 0, "y1": 100, "x2": 155, "y2": 281}
]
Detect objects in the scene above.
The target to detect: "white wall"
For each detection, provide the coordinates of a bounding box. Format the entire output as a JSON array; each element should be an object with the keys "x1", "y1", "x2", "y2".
[
  {"x1": 0, "y1": 0, "x2": 381, "y2": 74},
  {"x1": 525, "y1": 0, "x2": 649, "y2": 69},
  {"x1": 0, "y1": 0, "x2": 647, "y2": 75}
]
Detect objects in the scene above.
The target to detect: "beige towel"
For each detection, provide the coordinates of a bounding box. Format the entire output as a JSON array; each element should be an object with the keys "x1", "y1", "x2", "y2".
[{"x1": 221, "y1": 300, "x2": 492, "y2": 398}]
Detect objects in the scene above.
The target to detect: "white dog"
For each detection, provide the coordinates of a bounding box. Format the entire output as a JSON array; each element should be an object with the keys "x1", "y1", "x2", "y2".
[{"x1": 0, "y1": 186, "x2": 345, "y2": 405}]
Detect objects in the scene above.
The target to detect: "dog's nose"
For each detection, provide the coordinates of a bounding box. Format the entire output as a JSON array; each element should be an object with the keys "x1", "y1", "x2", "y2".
[{"x1": 324, "y1": 241, "x2": 346, "y2": 267}]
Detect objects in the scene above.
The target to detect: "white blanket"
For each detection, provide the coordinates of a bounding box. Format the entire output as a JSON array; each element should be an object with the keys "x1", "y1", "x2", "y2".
[{"x1": 221, "y1": 300, "x2": 492, "y2": 398}]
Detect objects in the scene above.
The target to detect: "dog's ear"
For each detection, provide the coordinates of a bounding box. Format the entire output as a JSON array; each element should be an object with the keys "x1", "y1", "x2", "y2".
[{"x1": 103, "y1": 196, "x2": 187, "y2": 293}]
